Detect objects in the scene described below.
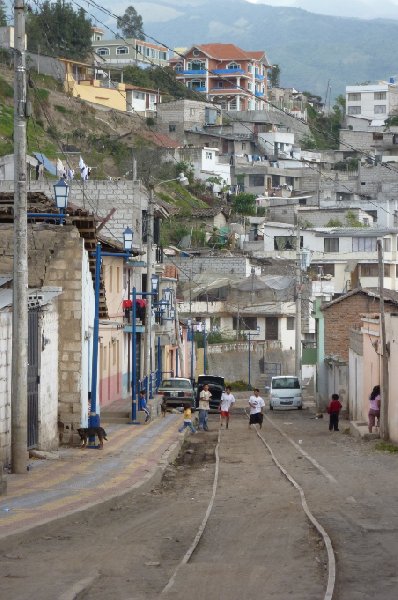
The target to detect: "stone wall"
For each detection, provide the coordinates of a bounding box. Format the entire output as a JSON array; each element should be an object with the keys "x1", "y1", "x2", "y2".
[
  {"x1": 165, "y1": 255, "x2": 250, "y2": 282},
  {"x1": 0, "y1": 310, "x2": 11, "y2": 468}
]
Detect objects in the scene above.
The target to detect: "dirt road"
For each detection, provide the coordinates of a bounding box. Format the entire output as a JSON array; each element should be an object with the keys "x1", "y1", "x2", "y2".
[{"x1": 1, "y1": 406, "x2": 398, "y2": 599}]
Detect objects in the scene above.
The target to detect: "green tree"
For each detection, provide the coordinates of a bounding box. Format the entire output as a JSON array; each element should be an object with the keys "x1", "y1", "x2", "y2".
[
  {"x1": 304, "y1": 93, "x2": 346, "y2": 150},
  {"x1": 0, "y1": 0, "x2": 7, "y2": 26},
  {"x1": 270, "y1": 64, "x2": 280, "y2": 88},
  {"x1": 26, "y1": 1, "x2": 92, "y2": 61},
  {"x1": 117, "y1": 6, "x2": 145, "y2": 40},
  {"x1": 232, "y1": 192, "x2": 256, "y2": 216}
]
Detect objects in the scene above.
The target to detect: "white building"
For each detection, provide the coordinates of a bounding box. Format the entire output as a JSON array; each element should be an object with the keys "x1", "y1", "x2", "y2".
[
  {"x1": 246, "y1": 222, "x2": 398, "y2": 294},
  {"x1": 346, "y1": 81, "x2": 398, "y2": 123},
  {"x1": 125, "y1": 85, "x2": 161, "y2": 115}
]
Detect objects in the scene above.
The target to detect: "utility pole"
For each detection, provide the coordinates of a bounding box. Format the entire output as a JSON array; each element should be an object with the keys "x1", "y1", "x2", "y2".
[
  {"x1": 295, "y1": 213, "x2": 302, "y2": 380},
  {"x1": 377, "y1": 240, "x2": 389, "y2": 440},
  {"x1": 144, "y1": 186, "x2": 154, "y2": 397},
  {"x1": 11, "y1": 0, "x2": 28, "y2": 473}
]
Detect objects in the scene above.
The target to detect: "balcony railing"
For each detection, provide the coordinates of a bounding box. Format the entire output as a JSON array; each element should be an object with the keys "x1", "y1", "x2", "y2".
[
  {"x1": 211, "y1": 68, "x2": 245, "y2": 75},
  {"x1": 179, "y1": 69, "x2": 206, "y2": 76},
  {"x1": 255, "y1": 74, "x2": 265, "y2": 81},
  {"x1": 255, "y1": 90, "x2": 265, "y2": 97}
]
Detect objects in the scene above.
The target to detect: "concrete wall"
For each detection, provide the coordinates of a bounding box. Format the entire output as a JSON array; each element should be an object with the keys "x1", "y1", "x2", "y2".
[
  {"x1": 387, "y1": 314, "x2": 398, "y2": 443},
  {"x1": 38, "y1": 303, "x2": 59, "y2": 450},
  {"x1": 206, "y1": 341, "x2": 295, "y2": 386},
  {"x1": 43, "y1": 229, "x2": 90, "y2": 443},
  {"x1": 0, "y1": 310, "x2": 11, "y2": 466}
]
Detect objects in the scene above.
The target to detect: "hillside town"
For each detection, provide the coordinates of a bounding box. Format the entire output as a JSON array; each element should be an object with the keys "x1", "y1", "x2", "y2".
[{"x1": 1, "y1": 2, "x2": 398, "y2": 598}]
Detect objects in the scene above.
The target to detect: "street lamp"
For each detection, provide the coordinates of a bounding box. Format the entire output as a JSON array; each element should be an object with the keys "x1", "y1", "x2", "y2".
[
  {"x1": 151, "y1": 274, "x2": 159, "y2": 294},
  {"x1": 123, "y1": 227, "x2": 134, "y2": 251},
  {"x1": 143, "y1": 173, "x2": 189, "y2": 399},
  {"x1": 27, "y1": 178, "x2": 70, "y2": 223},
  {"x1": 248, "y1": 326, "x2": 260, "y2": 389},
  {"x1": 188, "y1": 319, "x2": 194, "y2": 382},
  {"x1": 90, "y1": 227, "x2": 134, "y2": 438}
]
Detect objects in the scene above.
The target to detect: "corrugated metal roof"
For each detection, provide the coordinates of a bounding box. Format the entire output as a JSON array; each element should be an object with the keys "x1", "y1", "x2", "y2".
[
  {"x1": 0, "y1": 274, "x2": 12, "y2": 287},
  {"x1": 0, "y1": 287, "x2": 63, "y2": 310}
]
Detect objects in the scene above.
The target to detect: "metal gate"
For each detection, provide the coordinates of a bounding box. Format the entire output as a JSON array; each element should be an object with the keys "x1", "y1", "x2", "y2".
[{"x1": 27, "y1": 309, "x2": 39, "y2": 449}]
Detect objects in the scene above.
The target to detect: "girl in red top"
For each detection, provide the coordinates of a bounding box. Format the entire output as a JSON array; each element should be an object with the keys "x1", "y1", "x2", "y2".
[{"x1": 327, "y1": 393, "x2": 342, "y2": 432}]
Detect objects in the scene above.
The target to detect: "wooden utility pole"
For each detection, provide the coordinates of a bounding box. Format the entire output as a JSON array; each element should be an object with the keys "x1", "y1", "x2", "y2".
[
  {"x1": 377, "y1": 240, "x2": 389, "y2": 440},
  {"x1": 295, "y1": 214, "x2": 302, "y2": 379},
  {"x1": 11, "y1": 0, "x2": 28, "y2": 473}
]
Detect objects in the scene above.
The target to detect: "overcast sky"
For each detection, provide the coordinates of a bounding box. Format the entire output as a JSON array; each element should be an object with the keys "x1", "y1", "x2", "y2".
[{"x1": 125, "y1": 0, "x2": 398, "y2": 23}]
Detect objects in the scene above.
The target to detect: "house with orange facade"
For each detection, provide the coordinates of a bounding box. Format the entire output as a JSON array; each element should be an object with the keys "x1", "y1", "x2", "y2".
[{"x1": 171, "y1": 43, "x2": 271, "y2": 111}]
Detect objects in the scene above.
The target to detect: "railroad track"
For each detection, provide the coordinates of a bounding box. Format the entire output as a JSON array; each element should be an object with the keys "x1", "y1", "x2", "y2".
[{"x1": 162, "y1": 409, "x2": 336, "y2": 599}]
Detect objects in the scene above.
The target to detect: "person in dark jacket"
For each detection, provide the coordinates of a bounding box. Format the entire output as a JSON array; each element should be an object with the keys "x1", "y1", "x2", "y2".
[{"x1": 327, "y1": 393, "x2": 342, "y2": 432}]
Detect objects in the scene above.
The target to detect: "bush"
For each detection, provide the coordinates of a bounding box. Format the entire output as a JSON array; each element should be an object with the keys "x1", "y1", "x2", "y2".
[
  {"x1": 225, "y1": 380, "x2": 249, "y2": 391},
  {"x1": 54, "y1": 104, "x2": 68, "y2": 114}
]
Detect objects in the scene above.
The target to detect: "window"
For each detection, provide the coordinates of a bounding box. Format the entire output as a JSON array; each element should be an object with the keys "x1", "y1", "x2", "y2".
[
  {"x1": 205, "y1": 151, "x2": 213, "y2": 160},
  {"x1": 348, "y1": 93, "x2": 361, "y2": 101},
  {"x1": 96, "y1": 47, "x2": 109, "y2": 56},
  {"x1": 188, "y1": 80, "x2": 205, "y2": 90},
  {"x1": 133, "y1": 91, "x2": 145, "y2": 99},
  {"x1": 249, "y1": 174, "x2": 265, "y2": 186},
  {"x1": 286, "y1": 317, "x2": 295, "y2": 330},
  {"x1": 241, "y1": 142, "x2": 246, "y2": 150},
  {"x1": 116, "y1": 46, "x2": 128, "y2": 55},
  {"x1": 169, "y1": 124, "x2": 176, "y2": 132},
  {"x1": 384, "y1": 237, "x2": 391, "y2": 252},
  {"x1": 361, "y1": 264, "x2": 389, "y2": 277},
  {"x1": 265, "y1": 317, "x2": 278, "y2": 340},
  {"x1": 217, "y1": 81, "x2": 223, "y2": 88},
  {"x1": 324, "y1": 238, "x2": 339, "y2": 252},
  {"x1": 347, "y1": 106, "x2": 361, "y2": 115},
  {"x1": 373, "y1": 132, "x2": 383, "y2": 140},
  {"x1": 187, "y1": 60, "x2": 205, "y2": 71},
  {"x1": 248, "y1": 65, "x2": 253, "y2": 73},
  {"x1": 374, "y1": 91, "x2": 386, "y2": 100},
  {"x1": 274, "y1": 236, "x2": 303, "y2": 250},
  {"x1": 226, "y1": 62, "x2": 241, "y2": 70},
  {"x1": 160, "y1": 51, "x2": 167, "y2": 60},
  {"x1": 311, "y1": 263, "x2": 335, "y2": 277},
  {"x1": 233, "y1": 316, "x2": 257, "y2": 331},
  {"x1": 374, "y1": 105, "x2": 386, "y2": 114},
  {"x1": 352, "y1": 237, "x2": 377, "y2": 252},
  {"x1": 175, "y1": 62, "x2": 183, "y2": 72}
]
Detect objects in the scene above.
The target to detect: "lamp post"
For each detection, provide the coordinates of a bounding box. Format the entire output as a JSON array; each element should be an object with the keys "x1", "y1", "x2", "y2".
[
  {"x1": 144, "y1": 173, "x2": 189, "y2": 396},
  {"x1": 248, "y1": 327, "x2": 260, "y2": 389},
  {"x1": 188, "y1": 319, "x2": 194, "y2": 382},
  {"x1": 90, "y1": 227, "x2": 134, "y2": 433},
  {"x1": 53, "y1": 178, "x2": 69, "y2": 224},
  {"x1": 27, "y1": 178, "x2": 70, "y2": 223}
]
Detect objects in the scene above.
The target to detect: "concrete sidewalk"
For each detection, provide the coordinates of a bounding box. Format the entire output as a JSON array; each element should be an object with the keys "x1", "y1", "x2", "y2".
[{"x1": 0, "y1": 414, "x2": 183, "y2": 540}]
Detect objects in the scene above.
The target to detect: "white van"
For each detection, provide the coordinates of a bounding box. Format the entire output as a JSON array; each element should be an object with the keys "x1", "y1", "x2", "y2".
[{"x1": 268, "y1": 376, "x2": 303, "y2": 410}]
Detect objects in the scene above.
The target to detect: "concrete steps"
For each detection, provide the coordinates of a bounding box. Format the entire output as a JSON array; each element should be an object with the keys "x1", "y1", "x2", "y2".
[{"x1": 101, "y1": 410, "x2": 131, "y2": 424}]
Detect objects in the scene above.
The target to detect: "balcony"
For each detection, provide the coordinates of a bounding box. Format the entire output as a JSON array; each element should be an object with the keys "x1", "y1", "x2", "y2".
[
  {"x1": 255, "y1": 90, "x2": 265, "y2": 97},
  {"x1": 211, "y1": 68, "x2": 245, "y2": 75},
  {"x1": 179, "y1": 69, "x2": 206, "y2": 76},
  {"x1": 255, "y1": 74, "x2": 265, "y2": 81}
]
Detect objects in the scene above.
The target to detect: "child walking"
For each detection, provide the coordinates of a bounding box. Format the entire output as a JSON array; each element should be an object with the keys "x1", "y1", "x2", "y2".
[
  {"x1": 139, "y1": 389, "x2": 151, "y2": 423},
  {"x1": 178, "y1": 404, "x2": 197, "y2": 434},
  {"x1": 327, "y1": 393, "x2": 342, "y2": 432}
]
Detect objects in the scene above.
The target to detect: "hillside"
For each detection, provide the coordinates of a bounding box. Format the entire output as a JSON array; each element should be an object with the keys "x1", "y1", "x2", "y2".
[
  {"x1": 0, "y1": 63, "x2": 179, "y2": 179},
  {"x1": 145, "y1": 0, "x2": 398, "y2": 97}
]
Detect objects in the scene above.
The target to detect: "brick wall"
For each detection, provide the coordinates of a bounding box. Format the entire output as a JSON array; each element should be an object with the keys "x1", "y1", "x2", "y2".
[{"x1": 323, "y1": 293, "x2": 397, "y2": 361}]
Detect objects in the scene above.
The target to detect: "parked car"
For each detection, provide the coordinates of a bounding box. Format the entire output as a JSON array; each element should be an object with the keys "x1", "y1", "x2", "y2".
[
  {"x1": 267, "y1": 376, "x2": 303, "y2": 410},
  {"x1": 195, "y1": 375, "x2": 225, "y2": 411},
  {"x1": 157, "y1": 377, "x2": 196, "y2": 410}
]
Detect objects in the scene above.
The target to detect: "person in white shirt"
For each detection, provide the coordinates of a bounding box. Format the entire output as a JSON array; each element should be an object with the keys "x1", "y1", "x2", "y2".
[
  {"x1": 219, "y1": 386, "x2": 235, "y2": 429},
  {"x1": 198, "y1": 384, "x2": 211, "y2": 431},
  {"x1": 248, "y1": 388, "x2": 265, "y2": 429}
]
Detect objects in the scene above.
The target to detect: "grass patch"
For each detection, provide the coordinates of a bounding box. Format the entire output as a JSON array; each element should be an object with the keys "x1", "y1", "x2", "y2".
[
  {"x1": 375, "y1": 441, "x2": 398, "y2": 453},
  {"x1": 0, "y1": 74, "x2": 13, "y2": 99},
  {"x1": 54, "y1": 104, "x2": 69, "y2": 114}
]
